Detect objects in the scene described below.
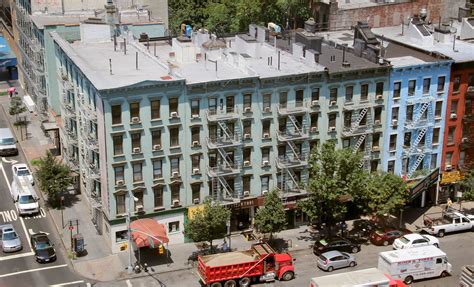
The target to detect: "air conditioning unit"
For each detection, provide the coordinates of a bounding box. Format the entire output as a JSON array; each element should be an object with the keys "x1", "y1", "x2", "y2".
[
  {"x1": 262, "y1": 160, "x2": 269, "y2": 166},
  {"x1": 192, "y1": 141, "x2": 200, "y2": 147},
  {"x1": 131, "y1": 117, "x2": 140, "y2": 123},
  {"x1": 462, "y1": 137, "x2": 468, "y2": 143},
  {"x1": 374, "y1": 120, "x2": 381, "y2": 125},
  {"x1": 330, "y1": 100, "x2": 337, "y2": 106},
  {"x1": 264, "y1": 107, "x2": 271, "y2": 113},
  {"x1": 193, "y1": 198, "x2": 200, "y2": 204},
  {"x1": 193, "y1": 168, "x2": 200, "y2": 175},
  {"x1": 172, "y1": 199, "x2": 180, "y2": 206},
  {"x1": 263, "y1": 133, "x2": 270, "y2": 139},
  {"x1": 445, "y1": 165, "x2": 452, "y2": 171},
  {"x1": 372, "y1": 146, "x2": 380, "y2": 152},
  {"x1": 135, "y1": 205, "x2": 144, "y2": 212},
  {"x1": 243, "y1": 133, "x2": 251, "y2": 140},
  {"x1": 311, "y1": 100, "x2": 319, "y2": 106},
  {"x1": 116, "y1": 180, "x2": 124, "y2": 186},
  {"x1": 133, "y1": 147, "x2": 141, "y2": 153},
  {"x1": 391, "y1": 119, "x2": 398, "y2": 126},
  {"x1": 262, "y1": 190, "x2": 269, "y2": 195},
  {"x1": 153, "y1": 144, "x2": 161, "y2": 151},
  {"x1": 244, "y1": 107, "x2": 252, "y2": 113},
  {"x1": 311, "y1": 126, "x2": 318, "y2": 133},
  {"x1": 450, "y1": 113, "x2": 457, "y2": 119},
  {"x1": 170, "y1": 112, "x2": 178, "y2": 118},
  {"x1": 172, "y1": 171, "x2": 180, "y2": 178},
  {"x1": 191, "y1": 114, "x2": 199, "y2": 119},
  {"x1": 243, "y1": 191, "x2": 250, "y2": 197},
  {"x1": 329, "y1": 126, "x2": 336, "y2": 132},
  {"x1": 243, "y1": 160, "x2": 250, "y2": 167},
  {"x1": 376, "y1": 94, "x2": 383, "y2": 100}
]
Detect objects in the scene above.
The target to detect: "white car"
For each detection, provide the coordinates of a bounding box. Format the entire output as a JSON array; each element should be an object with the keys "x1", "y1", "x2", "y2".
[
  {"x1": 12, "y1": 163, "x2": 34, "y2": 185},
  {"x1": 392, "y1": 233, "x2": 439, "y2": 250}
]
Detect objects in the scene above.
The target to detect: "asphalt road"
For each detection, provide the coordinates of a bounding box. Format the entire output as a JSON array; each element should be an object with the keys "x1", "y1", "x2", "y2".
[
  {"x1": 97, "y1": 231, "x2": 474, "y2": 287},
  {"x1": 0, "y1": 103, "x2": 87, "y2": 286}
]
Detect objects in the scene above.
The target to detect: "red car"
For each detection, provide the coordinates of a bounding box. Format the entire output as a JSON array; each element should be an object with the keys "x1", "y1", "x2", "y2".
[{"x1": 370, "y1": 228, "x2": 411, "y2": 246}]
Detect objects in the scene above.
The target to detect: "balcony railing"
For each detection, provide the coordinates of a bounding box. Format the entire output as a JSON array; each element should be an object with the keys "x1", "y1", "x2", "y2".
[
  {"x1": 277, "y1": 102, "x2": 307, "y2": 115},
  {"x1": 207, "y1": 164, "x2": 241, "y2": 177},
  {"x1": 276, "y1": 155, "x2": 309, "y2": 168},
  {"x1": 206, "y1": 107, "x2": 240, "y2": 122},
  {"x1": 207, "y1": 135, "x2": 241, "y2": 149},
  {"x1": 276, "y1": 128, "x2": 309, "y2": 141}
]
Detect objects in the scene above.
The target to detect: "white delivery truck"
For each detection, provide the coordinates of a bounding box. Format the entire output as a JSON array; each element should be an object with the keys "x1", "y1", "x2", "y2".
[
  {"x1": 10, "y1": 175, "x2": 40, "y2": 215},
  {"x1": 0, "y1": 128, "x2": 18, "y2": 156},
  {"x1": 378, "y1": 245, "x2": 452, "y2": 284},
  {"x1": 309, "y1": 268, "x2": 407, "y2": 287}
]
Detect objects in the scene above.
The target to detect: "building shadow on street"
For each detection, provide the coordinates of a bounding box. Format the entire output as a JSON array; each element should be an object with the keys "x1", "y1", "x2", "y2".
[{"x1": 134, "y1": 248, "x2": 174, "y2": 268}]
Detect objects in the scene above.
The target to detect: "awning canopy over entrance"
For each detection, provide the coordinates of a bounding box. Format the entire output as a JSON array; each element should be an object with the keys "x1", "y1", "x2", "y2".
[
  {"x1": 130, "y1": 218, "x2": 169, "y2": 248},
  {"x1": 0, "y1": 36, "x2": 16, "y2": 68}
]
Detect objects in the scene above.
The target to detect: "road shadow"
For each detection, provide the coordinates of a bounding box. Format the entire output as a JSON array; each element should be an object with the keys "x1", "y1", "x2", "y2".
[
  {"x1": 43, "y1": 190, "x2": 80, "y2": 210},
  {"x1": 134, "y1": 248, "x2": 174, "y2": 268}
]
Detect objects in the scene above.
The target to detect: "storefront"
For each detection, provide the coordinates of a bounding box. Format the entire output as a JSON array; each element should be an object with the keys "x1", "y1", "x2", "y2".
[
  {"x1": 227, "y1": 198, "x2": 258, "y2": 232},
  {"x1": 439, "y1": 171, "x2": 464, "y2": 203},
  {"x1": 407, "y1": 168, "x2": 440, "y2": 207}
]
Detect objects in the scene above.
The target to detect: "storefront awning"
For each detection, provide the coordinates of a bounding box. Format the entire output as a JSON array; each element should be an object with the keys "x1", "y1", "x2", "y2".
[
  {"x1": 440, "y1": 171, "x2": 464, "y2": 185},
  {"x1": 130, "y1": 218, "x2": 169, "y2": 248}
]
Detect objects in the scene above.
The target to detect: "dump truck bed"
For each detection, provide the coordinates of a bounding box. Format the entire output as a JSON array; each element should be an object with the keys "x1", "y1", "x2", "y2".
[{"x1": 201, "y1": 250, "x2": 256, "y2": 267}]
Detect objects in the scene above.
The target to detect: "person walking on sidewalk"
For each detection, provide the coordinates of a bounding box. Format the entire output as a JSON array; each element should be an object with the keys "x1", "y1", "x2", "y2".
[{"x1": 446, "y1": 198, "x2": 453, "y2": 211}]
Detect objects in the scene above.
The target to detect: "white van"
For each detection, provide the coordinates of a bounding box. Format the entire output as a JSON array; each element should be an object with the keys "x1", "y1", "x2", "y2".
[
  {"x1": 0, "y1": 128, "x2": 18, "y2": 156},
  {"x1": 378, "y1": 245, "x2": 452, "y2": 284},
  {"x1": 11, "y1": 176, "x2": 39, "y2": 215}
]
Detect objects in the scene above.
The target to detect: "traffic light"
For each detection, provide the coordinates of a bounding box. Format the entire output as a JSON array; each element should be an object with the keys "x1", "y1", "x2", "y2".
[{"x1": 159, "y1": 244, "x2": 164, "y2": 254}]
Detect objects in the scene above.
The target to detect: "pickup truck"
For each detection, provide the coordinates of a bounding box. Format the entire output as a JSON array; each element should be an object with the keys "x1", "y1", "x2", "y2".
[{"x1": 423, "y1": 211, "x2": 474, "y2": 237}]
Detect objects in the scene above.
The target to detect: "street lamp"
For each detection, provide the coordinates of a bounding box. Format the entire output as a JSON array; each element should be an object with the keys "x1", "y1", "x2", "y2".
[{"x1": 127, "y1": 193, "x2": 139, "y2": 274}]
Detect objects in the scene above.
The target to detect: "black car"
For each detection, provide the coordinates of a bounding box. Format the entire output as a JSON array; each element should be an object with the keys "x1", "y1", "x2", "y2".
[
  {"x1": 30, "y1": 233, "x2": 56, "y2": 263},
  {"x1": 313, "y1": 237, "x2": 361, "y2": 256}
]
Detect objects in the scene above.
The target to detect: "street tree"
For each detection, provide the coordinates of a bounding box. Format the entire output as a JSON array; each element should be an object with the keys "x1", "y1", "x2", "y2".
[
  {"x1": 184, "y1": 198, "x2": 231, "y2": 252},
  {"x1": 253, "y1": 189, "x2": 287, "y2": 240},
  {"x1": 9, "y1": 96, "x2": 27, "y2": 123},
  {"x1": 33, "y1": 151, "x2": 73, "y2": 207},
  {"x1": 299, "y1": 141, "x2": 366, "y2": 235},
  {"x1": 460, "y1": 169, "x2": 474, "y2": 201}
]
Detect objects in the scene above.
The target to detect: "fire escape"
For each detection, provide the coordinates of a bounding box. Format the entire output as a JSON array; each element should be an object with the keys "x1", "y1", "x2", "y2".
[
  {"x1": 276, "y1": 101, "x2": 309, "y2": 194},
  {"x1": 59, "y1": 72, "x2": 79, "y2": 172},
  {"x1": 404, "y1": 97, "x2": 434, "y2": 178},
  {"x1": 342, "y1": 104, "x2": 373, "y2": 170},
  {"x1": 460, "y1": 86, "x2": 474, "y2": 170},
  {"x1": 206, "y1": 106, "x2": 242, "y2": 201}
]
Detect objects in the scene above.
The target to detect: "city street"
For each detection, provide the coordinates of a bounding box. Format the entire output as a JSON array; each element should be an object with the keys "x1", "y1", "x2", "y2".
[
  {"x1": 97, "y1": 231, "x2": 474, "y2": 287},
  {"x1": 0, "y1": 105, "x2": 88, "y2": 286}
]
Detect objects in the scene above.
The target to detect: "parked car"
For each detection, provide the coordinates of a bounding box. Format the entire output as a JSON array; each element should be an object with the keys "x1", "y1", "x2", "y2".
[
  {"x1": 370, "y1": 228, "x2": 412, "y2": 246},
  {"x1": 392, "y1": 233, "x2": 439, "y2": 250},
  {"x1": 12, "y1": 163, "x2": 34, "y2": 185},
  {"x1": 0, "y1": 224, "x2": 22, "y2": 253},
  {"x1": 30, "y1": 233, "x2": 56, "y2": 263},
  {"x1": 313, "y1": 237, "x2": 361, "y2": 256},
  {"x1": 317, "y1": 250, "x2": 357, "y2": 272}
]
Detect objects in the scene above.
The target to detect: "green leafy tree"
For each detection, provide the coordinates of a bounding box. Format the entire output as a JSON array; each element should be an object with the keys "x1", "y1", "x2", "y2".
[
  {"x1": 9, "y1": 96, "x2": 27, "y2": 123},
  {"x1": 299, "y1": 141, "x2": 366, "y2": 235},
  {"x1": 254, "y1": 189, "x2": 287, "y2": 239},
  {"x1": 460, "y1": 169, "x2": 474, "y2": 201},
  {"x1": 184, "y1": 198, "x2": 231, "y2": 251},
  {"x1": 33, "y1": 151, "x2": 73, "y2": 207}
]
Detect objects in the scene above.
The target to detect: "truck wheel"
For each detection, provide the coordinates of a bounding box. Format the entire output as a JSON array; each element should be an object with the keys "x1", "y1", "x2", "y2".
[
  {"x1": 224, "y1": 280, "x2": 237, "y2": 287},
  {"x1": 440, "y1": 271, "x2": 449, "y2": 278},
  {"x1": 404, "y1": 276, "x2": 414, "y2": 284},
  {"x1": 437, "y1": 230, "x2": 445, "y2": 237},
  {"x1": 239, "y1": 277, "x2": 250, "y2": 287},
  {"x1": 282, "y1": 271, "x2": 294, "y2": 280},
  {"x1": 383, "y1": 241, "x2": 389, "y2": 246},
  {"x1": 210, "y1": 282, "x2": 222, "y2": 287}
]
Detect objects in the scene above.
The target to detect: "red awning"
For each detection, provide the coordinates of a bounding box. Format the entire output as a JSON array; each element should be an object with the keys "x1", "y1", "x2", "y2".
[{"x1": 130, "y1": 218, "x2": 169, "y2": 248}]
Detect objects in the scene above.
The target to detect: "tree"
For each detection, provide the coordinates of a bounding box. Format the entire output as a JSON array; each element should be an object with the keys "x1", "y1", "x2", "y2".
[
  {"x1": 9, "y1": 96, "x2": 27, "y2": 123},
  {"x1": 33, "y1": 151, "x2": 73, "y2": 207},
  {"x1": 460, "y1": 169, "x2": 474, "y2": 201},
  {"x1": 298, "y1": 141, "x2": 366, "y2": 235},
  {"x1": 184, "y1": 198, "x2": 230, "y2": 251},
  {"x1": 254, "y1": 189, "x2": 287, "y2": 239}
]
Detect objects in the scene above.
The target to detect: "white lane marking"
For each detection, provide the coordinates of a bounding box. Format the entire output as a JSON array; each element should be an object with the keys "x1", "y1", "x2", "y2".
[
  {"x1": 126, "y1": 279, "x2": 133, "y2": 287},
  {"x1": 1, "y1": 157, "x2": 18, "y2": 164},
  {"x1": 28, "y1": 228, "x2": 50, "y2": 236},
  {"x1": 49, "y1": 280, "x2": 85, "y2": 286},
  {"x1": 86, "y1": 283, "x2": 91, "y2": 287},
  {"x1": 0, "y1": 263, "x2": 68, "y2": 278},
  {"x1": 0, "y1": 251, "x2": 34, "y2": 261}
]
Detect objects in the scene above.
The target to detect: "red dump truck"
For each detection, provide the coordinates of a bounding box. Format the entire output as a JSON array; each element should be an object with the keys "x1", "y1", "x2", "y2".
[{"x1": 198, "y1": 243, "x2": 295, "y2": 287}]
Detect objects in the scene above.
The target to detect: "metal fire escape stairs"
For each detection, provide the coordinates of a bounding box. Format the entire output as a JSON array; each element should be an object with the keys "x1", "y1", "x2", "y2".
[
  {"x1": 406, "y1": 102, "x2": 433, "y2": 178},
  {"x1": 346, "y1": 108, "x2": 372, "y2": 169}
]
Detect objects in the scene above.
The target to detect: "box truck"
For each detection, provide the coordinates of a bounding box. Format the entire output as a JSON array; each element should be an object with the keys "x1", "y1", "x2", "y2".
[
  {"x1": 378, "y1": 245, "x2": 452, "y2": 284},
  {"x1": 309, "y1": 267, "x2": 407, "y2": 287}
]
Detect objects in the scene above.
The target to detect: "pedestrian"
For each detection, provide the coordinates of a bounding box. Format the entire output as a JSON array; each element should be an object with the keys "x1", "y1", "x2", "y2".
[
  {"x1": 446, "y1": 198, "x2": 453, "y2": 211},
  {"x1": 222, "y1": 239, "x2": 229, "y2": 252}
]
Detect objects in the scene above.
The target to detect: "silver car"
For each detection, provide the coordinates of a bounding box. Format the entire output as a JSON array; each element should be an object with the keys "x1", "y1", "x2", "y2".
[
  {"x1": 317, "y1": 250, "x2": 357, "y2": 272},
  {"x1": 0, "y1": 224, "x2": 23, "y2": 253}
]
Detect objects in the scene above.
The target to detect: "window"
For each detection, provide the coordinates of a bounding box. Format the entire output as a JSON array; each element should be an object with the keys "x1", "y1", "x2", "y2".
[
  {"x1": 263, "y1": 94, "x2": 271, "y2": 110},
  {"x1": 279, "y1": 91, "x2": 287, "y2": 108},
  {"x1": 391, "y1": 107, "x2": 399, "y2": 120},
  {"x1": 170, "y1": 127, "x2": 179, "y2": 147},
  {"x1": 359, "y1": 111, "x2": 367, "y2": 126},
  {"x1": 376, "y1": 82, "x2": 384, "y2": 96},
  {"x1": 446, "y1": 152, "x2": 453, "y2": 165},
  {"x1": 171, "y1": 184, "x2": 180, "y2": 201},
  {"x1": 372, "y1": 133, "x2": 380, "y2": 148},
  {"x1": 406, "y1": 105, "x2": 413, "y2": 121},
  {"x1": 208, "y1": 98, "x2": 217, "y2": 112},
  {"x1": 114, "y1": 166, "x2": 124, "y2": 184},
  {"x1": 153, "y1": 186, "x2": 163, "y2": 208},
  {"x1": 134, "y1": 191, "x2": 143, "y2": 210},
  {"x1": 112, "y1": 105, "x2": 122, "y2": 125},
  {"x1": 311, "y1": 88, "x2": 320, "y2": 101},
  {"x1": 453, "y1": 76, "x2": 461, "y2": 92},
  {"x1": 431, "y1": 153, "x2": 437, "y2": 169},
  {"x1": 311, "y1": 113, "x2": 318, "y2": 128},
  {"x1": 469, "y1": 74, "x2": 474, "y2": 87},
  {"x1": 242, "y1": 176, "x2": 251, "y2": 192},
  {"x1": 387, "y1": 160, "x2": 395, "y2": 174},
  {"x1": 192, "y1": 183, "x2": 200, "y2": 202},
  {"x1": 115, "y1": 230, "x2": 127, "y2": 242},
  {"x1": 408, "y1": 80, "x2": 416, "y2": 96},
  {"x1": 344, "y1": 112, "x2": 352, "y2": 128},
  {"x1": 423, "y1": 78, "x2": 431, "y2": 94},
  {"x1": 243, "y1": 147, "x2": 251, "y2": 162},
  {"x1": 191, "y1": 127, "x2": 200, "y2": 143},
  {"x1": 152, "y1": 160, "x2": 162, "y2": 179},
  {"x1": 130, "y1": 102, "x2": 140, "y2": 120},
  {"x1": 451, "y1": 100, "x2": 458, "y2": 114},
  {"x1": 361, "y1": 84, "x2": 369, "y2": 101},
  {"x1": 342, "y1": 138, "x2": 350, "y2": 148},
  {"x1": 447, "y1": 127, "x2": 455, "y2": 144},
  {"x1": 131, "y1": 133, "x2": 141, "y2": 150},
  {"x1": 191, "y1": 99, "x2": 200, "y2": 116},
  {"x1": 151, "y1": 100, "x2": 160, "y2": 119},
  {"x1": 374, "y1": 107, "x2": 382, "y2": 122},
  {"x1": 169, "y1": 98, "x2": 178, "y2": 115},
  {"x1": 330, "y1": 88, "x2": 338, "y2": 102},
  {"x1": 132, "y1": 162, "x2": 143, "y2": 182},
  {"x1": 243, "y1": 120, "x2": 251, "y2": 136},
  {"x1": 152, "y1": 130, "x2": 161, "y2": 147},
  {"x1": 192, "y1": 154, "x2": 200, "y2": 169},
  {"x1": 261, "y1": 176, "x2": 269, "y2": 192},
  {"x1": 389, "y1": 134, "x2": 397, "y2": 150},
  {"x1": 279, "y1": 117, "x2": 287, "y2": 132},
  {"x1": 295, "y1": 90, "x2": 304, "y2": 107},
  {"x1": 435, "y1": 101, "x2": 442, "y2": 118},
  {"x1": 243, "y1": 93, "x2": 252, "y2": 109},
  {"x1": 437, "y1": 76, "x2": 445, "y2": 92},
  {"x1": 262, "y1": 120, "x2": 270, "y2": 135},
  {"x1": 404, "y1": 132, "x2": 411, "y2": 147},
  {"x1": 115, "y1": 194, "x2": 125, "y2": 214},
  {"x1": 226, "y1": 96, "x2": 234, "y2": 113},
  {"x1": 168, "y1": 221, "x2": 180, "y2": 233},
  {"x1": 433, "y1": 128, "x2": 440, "y2": 144},
  {"x1": 393, "y1": 82, "x2": 401, "y2": 98},
  {"x1": 171, "y1": 157, "x2": 180, "y2": 173},
  {"x1": 345, "y1": 86, "x2": 353, "y2": 102},
  {"x1": 113, "y1": 135, "x2": 123, "y2": 155},
  {"x1": 261, "y1": 148, "x2": 270, "y2": 162},
  {"x1": 328, "y1": 113, "x2": 336, "y2": 128}
]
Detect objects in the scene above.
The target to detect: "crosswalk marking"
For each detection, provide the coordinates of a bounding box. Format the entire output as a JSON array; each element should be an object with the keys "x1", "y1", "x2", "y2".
[{"x1": 0, "y1": 264, "x2": 68, "y2": 278}]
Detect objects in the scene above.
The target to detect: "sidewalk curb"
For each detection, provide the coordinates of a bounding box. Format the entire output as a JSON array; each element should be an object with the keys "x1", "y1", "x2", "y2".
[{"x1": 0, "y1": 104, "x2": 76, "y2": 272}]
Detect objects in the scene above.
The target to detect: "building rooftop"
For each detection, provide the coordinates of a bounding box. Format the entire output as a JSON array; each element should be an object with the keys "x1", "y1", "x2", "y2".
[{"x1": 329, "y1": 0, "x2": 413, "y2": 10}]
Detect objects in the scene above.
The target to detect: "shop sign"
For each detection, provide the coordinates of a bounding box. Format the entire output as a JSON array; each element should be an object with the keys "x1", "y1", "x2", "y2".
[
  {"x1": 228, "y1": 198, "x2": 257, "y2": 209},
  {"x1": 409, "y1": 168, "x2": 439, "y2": 201},
  {"x1": 440, "y1": 171, "x2": 463, "y2": 185}
]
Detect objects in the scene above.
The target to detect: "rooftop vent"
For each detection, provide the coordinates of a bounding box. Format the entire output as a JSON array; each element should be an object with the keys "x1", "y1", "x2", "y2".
[{"x1": 304, "y1": 17, "x2": 317, "y2": 34}]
